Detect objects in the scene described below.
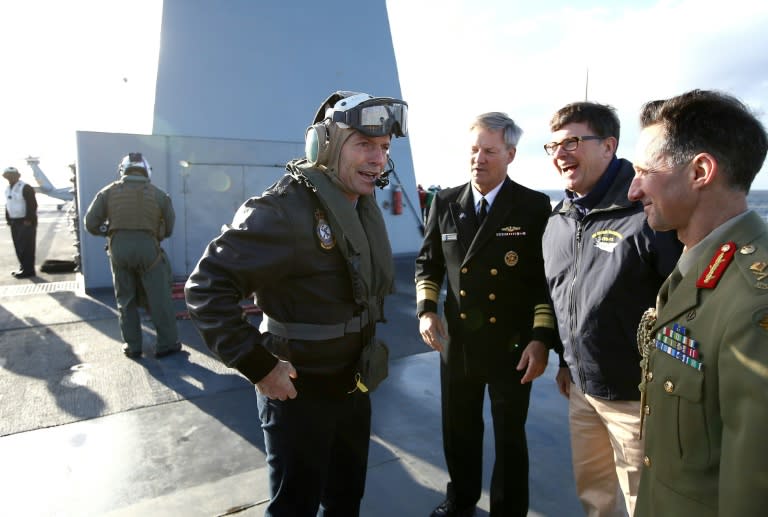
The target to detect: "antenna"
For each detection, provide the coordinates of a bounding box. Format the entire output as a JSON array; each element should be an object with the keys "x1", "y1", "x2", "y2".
[{"x1": 584, "y1": 67, "x2": 589, "y2": 101}]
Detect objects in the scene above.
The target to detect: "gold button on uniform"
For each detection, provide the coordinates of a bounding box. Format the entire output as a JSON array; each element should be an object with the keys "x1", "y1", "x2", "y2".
[
  {"x1": 644, "y1": 456, "x2": 651, "y2": 467},
  {"x1": 489, "y1": 317, "x2": 497, "y2": 324},
  {"x1": 644, "y1": 405, "x2": 650, "y2": 415},
  {"x1": 490, "y1": 268, "x2": 498, "y2": 276},
  {"x1": 460, "y1": 313, "x2": 467, "y2": 320},
  {"x1": 664, "y1": 380, "x2": 675, "y2": 393},
  {"x1": 460, "y1": 290, "x2": 466, "y2": 297},
  {"x1": 461, "y1": 267, "x2": 468, "y2": 274},
  {"x1": 646, "y1": 371, "x2": 654, "y2": 382},
  {"x1": 488, "y1": 293, "x2": 496, "y2": 301}
]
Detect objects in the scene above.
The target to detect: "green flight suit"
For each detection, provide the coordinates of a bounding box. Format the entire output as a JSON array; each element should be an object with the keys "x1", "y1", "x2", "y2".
[
  {"x1": 636, "y1": 211, "x2": 768, "y2": 516},
  {"x1": 84, "y1": 174, "x2": 178, "y2": 354}
]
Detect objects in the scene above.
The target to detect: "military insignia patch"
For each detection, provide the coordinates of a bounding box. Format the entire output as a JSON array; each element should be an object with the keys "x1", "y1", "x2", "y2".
[
  {"x1": 655, "y1": 323, "x2": 703, "y2": 370},
  {"x1": 591, "y1": 229, "x2": 623, "y2": 253},
  {"x1": 504, "y1": 250, "x2": 518, "y2": 266},
  {"x1": 696, "y1": 242, "x2": 736, "y2": 289},
  {"x1": 497, "y1": 226, "x2": 526, "y2": 237},
  {"x1": 750, "y1": 262, "x2": 768, "y2": 282},
  {"x1": 740, "y1": 244, "x2": 757, "y2": 255},
  {"x1": 314, "y1": 209, "x2": 335, "y2": 250}
]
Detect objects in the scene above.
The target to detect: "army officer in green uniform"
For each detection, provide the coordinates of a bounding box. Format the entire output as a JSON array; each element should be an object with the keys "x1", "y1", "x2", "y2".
[
  {"x1": 629, "y1": 90, "x2": 768, "y2": 516},
  {"x1": 84, "y1": 153, "x2": 180, "y2": 359}
]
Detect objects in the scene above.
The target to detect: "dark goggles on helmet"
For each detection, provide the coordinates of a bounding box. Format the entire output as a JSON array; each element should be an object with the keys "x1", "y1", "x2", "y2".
[{"x1": 330, "y1": 98, "x2": 408, "y2": 138}]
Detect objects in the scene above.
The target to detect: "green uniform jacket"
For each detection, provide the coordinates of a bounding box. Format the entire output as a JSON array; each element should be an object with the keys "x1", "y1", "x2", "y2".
[{"x1": 636, "y1": 211, "x2": 768, "y2": 516}]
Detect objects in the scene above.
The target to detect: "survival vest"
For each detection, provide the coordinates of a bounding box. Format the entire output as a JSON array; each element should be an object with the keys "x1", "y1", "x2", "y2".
[
  {"x1": 5, "y1": 180, "x2": 28, "y2": 219},
  {"x1": 105, "y1": 180, "x2": 163, "y2": 238}
]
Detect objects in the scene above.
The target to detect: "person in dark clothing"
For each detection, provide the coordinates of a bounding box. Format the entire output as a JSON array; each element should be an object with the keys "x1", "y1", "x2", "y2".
[
  {"x1": 185, "y1": 90, "x2": 408, "y2": 517},
  {"x1": 542, "y1": 102, "x2": 682, "y2": 517},
  {"x1": 416, "y1": 111, "x2": 558, "y2": 517},
  {"x1": 3, "y1": 166, "x2": 38, "y2": 278}
]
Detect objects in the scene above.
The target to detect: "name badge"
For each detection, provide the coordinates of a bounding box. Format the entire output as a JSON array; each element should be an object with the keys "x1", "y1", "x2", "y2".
[{"x1": 442, "y1": 233, "x2": 457, "y2": 242}]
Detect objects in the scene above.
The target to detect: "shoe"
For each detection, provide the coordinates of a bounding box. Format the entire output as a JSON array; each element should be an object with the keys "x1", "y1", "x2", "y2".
[
  {"x1": 122, "y1": 344, "x2": 142, "y2": 359},
  {"x1": 430, "y1": 500, "x2": 476, "y2": 517},
  {"x1": 10, "y1": 270, "x2": 23, "y2": 277},
  {"x1": 155, "y1": 342, "x2": 182, "y2": 358},
  {"x1": 12, "y1": 271, "x2": 35, "y2": 279}
]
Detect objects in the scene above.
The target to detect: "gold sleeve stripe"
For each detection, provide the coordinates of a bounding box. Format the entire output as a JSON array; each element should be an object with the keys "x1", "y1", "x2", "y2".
[
  {"x1": 416, "y1": 279, "x2": 441, "y2": 303},
  {"x1": 533, "y1": 304, "x2": 555, "y2": 329}
]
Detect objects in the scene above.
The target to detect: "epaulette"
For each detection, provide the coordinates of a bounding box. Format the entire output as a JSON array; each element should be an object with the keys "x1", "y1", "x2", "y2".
[{"x1": 732, "y1": 241, "x2": 768, "y2": 291}]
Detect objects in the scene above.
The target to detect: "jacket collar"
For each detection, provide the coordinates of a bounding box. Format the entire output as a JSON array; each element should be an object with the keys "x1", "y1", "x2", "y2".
[{"x1": 654, "y1": 211, "x2": 766, "y2": 330}]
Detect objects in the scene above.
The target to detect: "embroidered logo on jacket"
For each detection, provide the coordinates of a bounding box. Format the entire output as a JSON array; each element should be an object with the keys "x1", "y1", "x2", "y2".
[
  {"x1": 591, "y1": 229, "x2": 623, "y2": 253},
  {"x1": 315, "y1": 209, "x2": 335, "y2": 250}
]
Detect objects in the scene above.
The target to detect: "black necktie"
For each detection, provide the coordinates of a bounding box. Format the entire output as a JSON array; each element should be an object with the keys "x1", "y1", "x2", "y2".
[{"x1": 477, "y1": 197, "x2": 488, "y2": 226}]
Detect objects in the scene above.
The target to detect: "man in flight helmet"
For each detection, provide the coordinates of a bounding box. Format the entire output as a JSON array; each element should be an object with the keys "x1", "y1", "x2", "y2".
[
  {"x1": 3, "y1": 165, "x2": 38, "y2": 278},
  {"x1": 185, "y1": 90, "x2": 408, "y2": 515},
  {"x1": 84, "y1": 152, "x2": 180, "y2": 359}
]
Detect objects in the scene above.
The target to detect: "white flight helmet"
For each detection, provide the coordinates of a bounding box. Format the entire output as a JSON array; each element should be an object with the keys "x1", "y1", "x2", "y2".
[
  {"x1": 118, "y1": 152, "x2": 152, "y2": 178},
  {"x1": 3, "y1": 166, "x2": 20, "y2": 179}
]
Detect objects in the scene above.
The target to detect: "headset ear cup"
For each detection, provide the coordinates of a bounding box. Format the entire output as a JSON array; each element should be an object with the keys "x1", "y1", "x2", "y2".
[{"x1": 305, "y1": 123, "x2": 330, "y2": 166}]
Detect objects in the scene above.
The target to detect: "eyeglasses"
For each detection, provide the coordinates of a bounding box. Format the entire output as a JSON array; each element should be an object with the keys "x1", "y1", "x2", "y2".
[
  {"x1": 330, "y1": 98, "x2": 408, "y2": 138},
  {"x1": 544, "y1": 136, "x2": 604, "y2": 156}
]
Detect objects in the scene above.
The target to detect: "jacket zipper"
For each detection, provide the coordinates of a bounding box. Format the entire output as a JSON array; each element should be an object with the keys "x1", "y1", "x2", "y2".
[{"x1": 569, "y1": 220, "x2": 588, "y2": 391}]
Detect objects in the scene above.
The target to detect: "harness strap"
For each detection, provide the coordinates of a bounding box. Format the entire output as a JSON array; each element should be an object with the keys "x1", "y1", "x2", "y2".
[{"x1": 259, "y1": 310, "x2": 369, "y2": 341}]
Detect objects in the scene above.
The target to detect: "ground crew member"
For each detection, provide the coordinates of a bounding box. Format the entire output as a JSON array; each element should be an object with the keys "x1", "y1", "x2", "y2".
[
  {"x1": 4, "y1": 166, "x2": 38, "y2": 278},
  {"x1": 84, "y1": 153, "x2": 180, "y2": 359}
]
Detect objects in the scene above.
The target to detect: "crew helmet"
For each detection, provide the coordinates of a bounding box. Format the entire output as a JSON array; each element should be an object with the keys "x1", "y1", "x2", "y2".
[
  {"x1": 119, "y1": 152, "x2": 152, "y2": 178},
  {"x1": 3, "y1": 166, "x2": 20, "y2": 178},
  {"x1": 305, "y1": 91, "x2": 408, "y2": 168}
]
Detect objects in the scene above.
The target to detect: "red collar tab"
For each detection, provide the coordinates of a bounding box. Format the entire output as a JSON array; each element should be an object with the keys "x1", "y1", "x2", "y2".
[{"x1": 696, "y1": 241, "x2": 737, "y2": 289}]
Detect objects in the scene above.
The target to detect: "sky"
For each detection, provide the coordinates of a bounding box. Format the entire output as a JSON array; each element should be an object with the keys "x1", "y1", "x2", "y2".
[
  {"x1": 2, "y1": 0, "x2": 767, "y2": 198},
  {"x1": 386, "y1": 0, "x2": 768, "y2": 191},
  {"x1": 0, "y1": 1, "x2": 162, "y2": 199}
]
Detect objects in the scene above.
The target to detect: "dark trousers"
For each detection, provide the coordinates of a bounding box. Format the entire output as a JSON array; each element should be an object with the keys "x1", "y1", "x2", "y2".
[
  {"x1": 440, "y1": 360, "x2": 532, "y2": 517},
  {"x1": 9, "y1": 219, "x2": 36, "y2": 274},
  {"x1": 256, "y1": 389, "x2": 371, "y2": 517}
]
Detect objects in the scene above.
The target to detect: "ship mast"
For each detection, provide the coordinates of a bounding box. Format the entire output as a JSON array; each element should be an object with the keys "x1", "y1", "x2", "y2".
[{"x1": 584, "y1": 67, "x2": 589, "y2": 101}]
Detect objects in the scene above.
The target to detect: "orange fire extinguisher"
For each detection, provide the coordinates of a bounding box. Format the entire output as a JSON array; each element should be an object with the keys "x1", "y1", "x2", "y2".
[{"x1": 392, "y1": 185, "x2": 403, "y2": 215}]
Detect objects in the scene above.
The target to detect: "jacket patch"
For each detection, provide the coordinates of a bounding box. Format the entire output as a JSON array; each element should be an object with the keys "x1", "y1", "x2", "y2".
[
  {"x1": 315, "y1": 209, "x2": 335, "y2": 250},
  {"x1": 591, "y1": 229, "x2": 623, "y2": 253},
  {"x1": 497, "y1": 226, "x2": 526, "y2": 237}
]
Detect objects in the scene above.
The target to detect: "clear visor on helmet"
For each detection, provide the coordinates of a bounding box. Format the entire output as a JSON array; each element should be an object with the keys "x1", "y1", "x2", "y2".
[{"x1": 331, "y1": 98, "x2": 408, "y2": 138}]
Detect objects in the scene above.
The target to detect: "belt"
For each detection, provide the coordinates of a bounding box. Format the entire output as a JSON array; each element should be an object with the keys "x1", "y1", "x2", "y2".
[{"x1": 259, "y1": 310, "x2": 369, "y2": 341}]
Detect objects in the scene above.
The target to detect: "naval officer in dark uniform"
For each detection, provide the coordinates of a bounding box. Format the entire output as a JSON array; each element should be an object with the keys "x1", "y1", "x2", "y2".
[
  {"x1": 629, "y1": 89, "x2": 768, "y2": 516},
  {"x1": 415, "y1": 112, "x2": 558, "y2": 517}
]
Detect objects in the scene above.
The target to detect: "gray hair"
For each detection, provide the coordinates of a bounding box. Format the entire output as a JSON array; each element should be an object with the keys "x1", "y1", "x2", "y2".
[{"x1": 470, "y1": 112, "x2": 523, "y2": 148}]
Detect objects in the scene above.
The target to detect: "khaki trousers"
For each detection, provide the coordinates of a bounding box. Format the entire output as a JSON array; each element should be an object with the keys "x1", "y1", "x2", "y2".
[{"x1": 569, "y1": 383, "x2": 644, "y2": 517}]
